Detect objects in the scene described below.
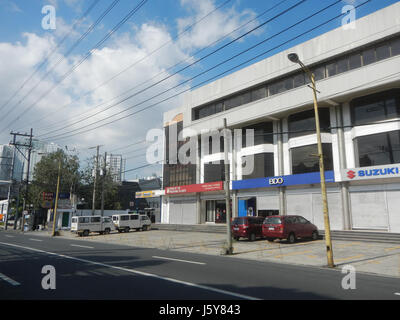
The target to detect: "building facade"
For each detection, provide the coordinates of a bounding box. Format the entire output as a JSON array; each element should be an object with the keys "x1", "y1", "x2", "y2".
[{"x1": 161, "y1": 3, "x2": 400, "y2": 232}]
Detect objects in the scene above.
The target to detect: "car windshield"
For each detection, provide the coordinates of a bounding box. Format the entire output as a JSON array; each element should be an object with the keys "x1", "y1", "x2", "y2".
[
  {"x1": 232, "y1": 218, "x2": 247, "y2": 225},
  {"x1": 264, "y1": 217, "x2": 282, "y2": 224}
]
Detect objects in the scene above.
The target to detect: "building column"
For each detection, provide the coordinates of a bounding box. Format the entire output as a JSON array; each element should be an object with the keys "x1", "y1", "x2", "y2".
[
  {"x1": 336, "y1": 105, "x2": 351, "y2": 230},
  {"x1": 275, "y1": 120, "x2": 286, "y2": 215}
]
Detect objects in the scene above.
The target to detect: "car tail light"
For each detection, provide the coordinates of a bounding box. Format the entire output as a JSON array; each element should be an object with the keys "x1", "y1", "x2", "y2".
[{"x1": 242, "y1": 225, "x2": 249, "y2": 229}]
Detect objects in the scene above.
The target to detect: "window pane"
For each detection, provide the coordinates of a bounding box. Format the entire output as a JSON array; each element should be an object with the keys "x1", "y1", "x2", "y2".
[
  {"x1": 288, "y1": 108, "x2": 330, "y2": 138},
  {"x1": 204, "y1": 161, "x2": 228, "y2": 182},
  {"x1": 337, "y1": 58, "x2": 349, "y2": 74},
  {"x1": 293, "y1": 73, "x2": 305, "y2": 88},
  {"x1": 326, "y1": 62, "x2": 337, "y2": 77},
  {"x1": 349, "y1": 53, "x2": 362, "y2": 70},
  {"x1": 225, "y1": 95, "x2": 241, "y2": 110},
  {"x1": 271, "y1": 80, "x2": 286, "y2": 95},
  {"x1": 198, "y1": 104, "x2": 215, "y2": 119},
  {"x1": 283, "y1": 77, "x2": 293, "y2": 91},
  {"x1": 251, "y1": 87, "x2": 267, "y2": 101},
  {"x1": 313, "y1": 66, "x2": 326, "y2": 81},
  {"x1": 362, "y1": 48, "x2": 376, "y2": 65},
  {"x1": 376, "y1": 44, "x2": 390, "y2": 60},
  {"x1": 291, "y1": 144, "x2": 333, "y2": 174},
  {"x1": 356, "y1": 131, "x2": 400, "y2": 167},
  {"x1": 242, "y1": 153, "x2": 274, "y2": 179},
  {"x1": 351, "y1": 90, "x2": 400, "y2": 125},
  {"x1": 215, "y1": 102, "x2": 223, "y2": 113},
  {"x1": 242, "y1": 92, "x2": 251, "y2": 105},
  {"x1": 391, "y1": 38, "x2": 400, "y2": 56}
]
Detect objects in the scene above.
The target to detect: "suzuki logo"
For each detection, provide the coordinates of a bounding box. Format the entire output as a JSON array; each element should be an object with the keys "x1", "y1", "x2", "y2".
[{"x1": 347, "y1": 170, "x2": 356, "y2": 179}]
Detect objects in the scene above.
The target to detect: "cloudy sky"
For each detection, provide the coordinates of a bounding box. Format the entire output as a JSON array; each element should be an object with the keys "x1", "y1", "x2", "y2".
[{"x1": 0, "y1": 0, "x2": 396, "y2": 179}]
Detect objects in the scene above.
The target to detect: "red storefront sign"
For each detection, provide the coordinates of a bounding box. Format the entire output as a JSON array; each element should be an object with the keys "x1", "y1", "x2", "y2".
[{"x1": 165, "y1": 181, "x2": 223, "y2": 194}]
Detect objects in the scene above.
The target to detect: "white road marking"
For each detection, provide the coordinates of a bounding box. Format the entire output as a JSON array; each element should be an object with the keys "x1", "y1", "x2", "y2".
[
  {"x1": 4, "y1": 235, "x2": 14, "y2": 238},
  {"x1": 29, "y1": 238, "x2": 43, "y2": 242},
  {"x1": 70, "y1": 244, "x2": 94, "y2": 249},
  {"x1": 152, "y1": 255, "x2": 206, "y2": 265},
  {"x1": 0, "y1": 273, "x2": 20, "y2": 286},
  {"x1": 395, "y1": 293, "x2": 400, "y2": 296},
  {"x1": 0, "y1": 241, "x2": 258, "y2": 300}
]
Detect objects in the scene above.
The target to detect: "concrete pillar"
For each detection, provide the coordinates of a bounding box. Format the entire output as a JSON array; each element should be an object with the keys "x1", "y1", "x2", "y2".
[
  {"x1": 275, "y1": 120, "x2": 286, "y2": 215},
  {"x1": 336, "y1": 105, "x2": 351, "y2": 230}
]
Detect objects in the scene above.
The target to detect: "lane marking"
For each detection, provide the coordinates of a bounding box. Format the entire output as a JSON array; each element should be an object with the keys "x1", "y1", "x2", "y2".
[
  {"x1": 4, "y1": 235, "x2": 14, "y2": 238},
  {"x1": 0, "y1": 273, "x2": 20, "y2": 286},
  {"x1": 70, "y1": 244, "x2": 94, "y2": 249},
  {"x1": 29, "y1": 238, "x2": 43, "y2": 242},
  {"x1": 395, "y1": 293, "x2": 400, "y2": 296},
  {"x1": 0, "y1": 241, "x2": 258, "y2": 300},
  {"x1": 152, "y1": 256, "x2": 206, "y2": 265}
]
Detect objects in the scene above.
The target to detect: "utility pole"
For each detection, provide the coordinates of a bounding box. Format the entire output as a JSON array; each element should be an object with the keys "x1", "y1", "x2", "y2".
[
  {"x1": 10, "y1": 129, "x2": 33, "y2": 232},
  {"x1": 100, "y1": 151, "x2": 107, "y2": 217},
  {"x1": 52, "y1": 158, "x2": 61, "y2": 237},
  {"x1": 4, "y1": 146, "x2": 16, "y2": 230},
  {"x1": 89, "y1": 145, "x2": 102, "y2": 216},
  {"x1": 223, "y1": 118, "x2": 233, "y2": 255}
]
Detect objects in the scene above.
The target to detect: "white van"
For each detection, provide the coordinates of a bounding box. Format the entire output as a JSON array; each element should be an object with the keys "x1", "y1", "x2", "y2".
[
  {"x1": 71, "y1": 215, "x2": 115, "y2": 237},
  {"x1": 112, "y1": 213, "x2": 151, "y2": 233}
]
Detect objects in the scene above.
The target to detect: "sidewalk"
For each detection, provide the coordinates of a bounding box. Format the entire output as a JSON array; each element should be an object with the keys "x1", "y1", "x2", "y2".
[{"x1": 17, "y1": 227, "x2": 400, "y2": 279}]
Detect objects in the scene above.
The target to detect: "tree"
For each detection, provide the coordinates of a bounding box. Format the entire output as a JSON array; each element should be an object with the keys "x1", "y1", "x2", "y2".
[
  {"x1": 77, "y1": 157, "x2": 121, "y2": 210},
  {"x1": 29, "y1": 150, "x2": 80, "y2": 209}
]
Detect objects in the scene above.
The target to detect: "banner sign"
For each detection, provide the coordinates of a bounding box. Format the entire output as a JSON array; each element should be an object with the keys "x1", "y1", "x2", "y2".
[
  {"x1": 166, "y1": 181, "x2": 223, "y2": 195},
  {"x1": 136, "y1": 190, "x2": 165, "y2": 198},
  {"x1": 341, "y1": 164, "x2": 400, "y2": 181},
  {"x1": 232, "y1": 171, "x2": 335, "y2": 190}
]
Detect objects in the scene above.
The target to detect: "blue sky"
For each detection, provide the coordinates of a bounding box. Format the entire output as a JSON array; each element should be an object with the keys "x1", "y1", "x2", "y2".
[{"x1": 0, "y1": 0, "x2": 398, "y2": 178}]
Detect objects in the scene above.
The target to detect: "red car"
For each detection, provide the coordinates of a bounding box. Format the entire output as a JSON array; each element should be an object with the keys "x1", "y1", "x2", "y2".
[
  {"x1": 232, "y1": 216, "x2": 265, "y2": 241},
  {"x1": 262, "y1": 215, "x2": 319, "y2": 243}
]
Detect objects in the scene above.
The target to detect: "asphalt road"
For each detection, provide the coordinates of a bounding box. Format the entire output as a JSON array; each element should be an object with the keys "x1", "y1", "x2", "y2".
[{"x1": 1, "y1": 229, "x2": 400, "y2": 300}]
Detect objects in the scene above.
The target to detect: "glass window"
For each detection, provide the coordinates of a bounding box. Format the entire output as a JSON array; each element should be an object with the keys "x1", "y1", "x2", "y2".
[
  {"x1": 225, "y1": 95, "x2": 241, "y2": 110},
  {"x1": 251, "y1": 86, "x2": 267, "y2": 101},
  {"x1": 242, "y1": 122, "x2": 273, "y2": 147},
  {"x1": 198, "y1": 104, "x2": 215, "y2": 119},
  {"x1": 121, "y1": 215, "x2": 129, "y2": 221},
  {"x1": 291, "y1": 143, "x2": 333, "y2": 174},
  {"x1": 355, "y1": 131, "x2": 400, "y2": 167},
  {"x1": 242, "y1": 92, "x2": 251, "y2": 105},
  {"x1": 391, "y1": 38, "x2": 400, "y2": 56},
  {"x1": 376, "y1": 44, "x2": 390, "y2": 60},
  {"x1": 351, "y1": 90, "x2": 400, "y2": 125},
  {"x1": 326, "y1": 62, "x2": 337, "y2": 77},
  {"x1": 204, "y1": 161, "x2": 228, "y2": 182},
  {"x1": 264, "y1": 217, "x2": 282, "y2": 224},
  {"x1": 269, "y1": 80, "x2": 286, "y2": 95},
  {"x1": 312, "y1": 66, "x2": 325, "y2": 81},
  {"x1": 130, "y1": 215, "x2": 139, "y2": 220},
  {"x1": 283, "y1": 77, "x2": 293, "y2": 91},
  {"x1": 362, "y1": 48, "x2": 376, "y2": 65},
  {"x1": 336, "y1": 57, "x2": 349, "y2": 74},
  {"x1": 242, "y1": 153, "x2": 274, "y2": 180},
  {"x1": 349, "y1": 53, "x2": 362, "y2": 70},
  {"x1": 215, "y1": 102, "x2": 223, "y2": 113},
  {"x1": 293, "y1": 73, "x2": 305, "y2": 88},
  {"x1": 288, "y1": 108, "x2": 331, "y2": 138},
  {"x1": 91, "y1": 217, "x2": 101, "y2": 223}
]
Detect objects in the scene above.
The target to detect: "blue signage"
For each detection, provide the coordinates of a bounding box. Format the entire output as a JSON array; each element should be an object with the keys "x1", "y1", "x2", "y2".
[{"x1": 232, "y1": 171, "x2": 335, "y2": 190}]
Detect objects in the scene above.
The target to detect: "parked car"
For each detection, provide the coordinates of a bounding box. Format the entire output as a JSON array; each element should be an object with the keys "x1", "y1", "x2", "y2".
[
  {"x1": 232, "y1": 216, "x2": 265, "y2": 241},
  {"x1": 262, "y1": 215, "x2": 319, "y2": 243},
  {"x1": 71, "y1": 215, "x2": 115, "y2": 237},
  {"x1": 112, "y1": 213, "x2": 151, "y2": 233}
]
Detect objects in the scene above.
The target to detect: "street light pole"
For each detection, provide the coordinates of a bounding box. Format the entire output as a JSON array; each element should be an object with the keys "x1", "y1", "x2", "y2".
[{"x1": 288, "y1": 53, "x2": 334, "y2": 268}]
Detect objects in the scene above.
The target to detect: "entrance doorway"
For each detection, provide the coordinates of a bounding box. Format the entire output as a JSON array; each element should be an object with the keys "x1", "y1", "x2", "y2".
[
  {"x1": 238, "y1": 197, "x2": 257, "y2": 217},
  {"x1": 205, "y1": 200, "x2": 227, "y2": 223}
]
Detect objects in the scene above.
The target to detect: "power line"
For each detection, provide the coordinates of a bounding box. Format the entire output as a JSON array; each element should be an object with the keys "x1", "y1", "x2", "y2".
[
  {"x1": 38, "y1": 0, "x2": 309, "y2": 139},
  {"x1": 0, "y1": 0, "x2": 101, "y2": 115},
  {"x1": 0, "y1": 0, "x2": 149, "y2": 135},
  {"x1": 20, "y1": 0, "x2": 241, "y2": 133},
  {"x1": 0, "y1": 0, "x2": 120, "y2": 127},
  {"x1": 42, "y1": 0, "x2": 346, "y2": 141}
]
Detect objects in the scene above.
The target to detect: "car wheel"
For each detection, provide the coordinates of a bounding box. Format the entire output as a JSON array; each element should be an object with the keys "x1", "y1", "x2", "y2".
[
  {"x1": 267, "y1": 238, "x2": 275, "y2": 242},
  {"x1": 125, "y1": 227, "x2": 130, "y2": 233},
  {"x1": 233, "y1": 236, "x2": 239, "y2": 241},
  {"x1": 83, "y1": 230, "x2": 89, "y2": 237},
  {"x1": 288, "y1": 232, "x2": 296, "y2": 244},
  {"x1": 249, "y1": 233, "x2": 256, "y2": 242},
  {"x1": 104, "y1": 228, "x2": 110, "y2": 235},
  {"x1": 312, "y1": 230, "x2": 318, "y2": 241},
  {"x1": 117, "y1": 229, "x2": 122, "y2": 233}
]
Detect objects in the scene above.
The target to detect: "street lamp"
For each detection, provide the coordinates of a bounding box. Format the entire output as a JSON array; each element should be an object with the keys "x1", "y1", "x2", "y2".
[{"x1": 288, "y1": 53, "x2": 335, "y2": 268}]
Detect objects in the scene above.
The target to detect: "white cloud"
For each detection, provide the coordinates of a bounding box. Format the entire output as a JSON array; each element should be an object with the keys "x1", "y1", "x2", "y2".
[{"x1": 0, "y1": 0, "x2": 260, "y2": 176}]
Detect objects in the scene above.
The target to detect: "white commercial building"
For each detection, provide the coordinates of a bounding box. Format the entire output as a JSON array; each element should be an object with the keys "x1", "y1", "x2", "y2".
[{"x1": 162, "y1": 3, "x2": 400, "y2": 232}]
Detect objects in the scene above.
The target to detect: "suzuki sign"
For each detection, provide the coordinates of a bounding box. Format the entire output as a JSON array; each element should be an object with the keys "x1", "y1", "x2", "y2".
[{"x1": 341, "y1": 164, "x2": 400, "y2": 181}]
